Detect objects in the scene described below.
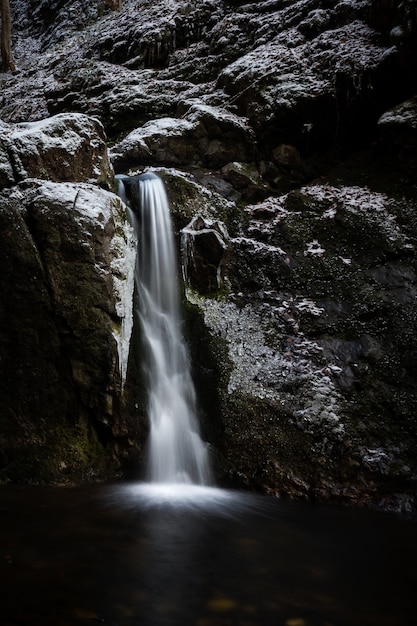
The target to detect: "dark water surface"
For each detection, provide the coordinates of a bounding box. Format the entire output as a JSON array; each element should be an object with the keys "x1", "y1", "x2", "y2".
[{"x1": 0, "y1": 483, "x2": 415, "y2": 626}]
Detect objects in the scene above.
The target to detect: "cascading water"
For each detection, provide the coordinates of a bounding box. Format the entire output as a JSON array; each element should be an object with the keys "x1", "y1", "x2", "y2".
[{"x1": 118, "y1": 172, "x2": 212, "y2": 486}]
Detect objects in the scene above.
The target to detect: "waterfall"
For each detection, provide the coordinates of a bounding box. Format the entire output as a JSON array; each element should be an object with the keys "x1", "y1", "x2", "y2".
[{"x1": 118, "y1": 172, "x2": 212, "y2": 486}]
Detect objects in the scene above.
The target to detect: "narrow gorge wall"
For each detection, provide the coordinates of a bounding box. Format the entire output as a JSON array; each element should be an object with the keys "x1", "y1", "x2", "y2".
[{"x1": 0, "y1": 113, "x2": 143, "y2": 483}]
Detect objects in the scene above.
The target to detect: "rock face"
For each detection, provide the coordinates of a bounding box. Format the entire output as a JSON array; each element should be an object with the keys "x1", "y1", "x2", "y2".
[
  {"x1": 161, "y1": 170, "x2": 417, "y2": 514},
  {"x1": 0, "y1": 0, "x2": 416, "y2": 512},
  {"x1": 181, "y1": 214, "x2": 230, "y2": 294},
  {"x1": 110, "y1": 103, "x2": 257, "y2": 171},
  {"x1": 0, "y1": 114, "x2": 139, "y2": 484},
  {"x1": 0, "y1": 113, "x2": 112, "y2": 186},
  {"x1": 217, "y1": 183, "x2": 416, "y2": 509}
]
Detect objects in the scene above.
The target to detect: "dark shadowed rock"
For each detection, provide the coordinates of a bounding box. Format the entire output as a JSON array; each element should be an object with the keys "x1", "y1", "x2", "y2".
[
  {"x1": 378, "y1": 96, "x2": 417, "y2": 144},
  {"x1": 377, "y1": 96, "x2": 417, "y2": 175},
  {"x1": 0, "y1": 179, "x2": 138, "y2": 484},
  {"x1": 110, "y1": 103, "x2": 257, "y2": 172},
  {"x1": 181, "y1": 214, "x2": 230, "y2": 294}
]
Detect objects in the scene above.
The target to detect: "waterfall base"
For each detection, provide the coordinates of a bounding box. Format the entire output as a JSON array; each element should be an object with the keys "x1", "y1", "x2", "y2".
[{"x1": 1, "y1": 483, "x2": 415, "y2": 626}]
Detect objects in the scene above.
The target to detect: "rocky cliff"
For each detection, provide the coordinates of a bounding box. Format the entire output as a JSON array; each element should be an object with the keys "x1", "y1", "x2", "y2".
[{"x1": 0, "y1": 0, "x2": 416, "y2": 512}]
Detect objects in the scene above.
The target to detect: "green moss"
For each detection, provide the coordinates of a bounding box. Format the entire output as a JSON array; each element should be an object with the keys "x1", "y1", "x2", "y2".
[
  {"x1": 159, "y1": 168, "x2": 241, "y2": 233},
  {"x1": 219, "y1": 391, "x2": 318, "y2": 494},
  {"x1": 183, "y1": 292, "x2": 232, "y2": 447},
  {"x1": 0, "y1": 413, "x2": 113, "y2": 486}
]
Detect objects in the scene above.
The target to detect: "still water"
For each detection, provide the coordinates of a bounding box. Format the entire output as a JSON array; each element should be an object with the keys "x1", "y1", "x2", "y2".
[{"x1": 0, "y1": 483, "x2": 415, "y2": 626}]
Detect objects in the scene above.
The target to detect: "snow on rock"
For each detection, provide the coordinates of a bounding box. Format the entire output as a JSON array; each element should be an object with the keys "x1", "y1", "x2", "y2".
[
  {"x1": 378, "y1": 96, "x2": 417, "y2": 131},
  {"x1": 0, "y1": 139, "x2": 14, "y2": 186},
  {"x1": 217, "y1": 18, "x2": 389, "y2": 147},
  {"x1": 377, "y1": 96, "x2": 417, "y2": 151},
  {"x1": 247, "y1": 183, "x2": 411, "y2": 258},
  {"x1": 23, "y1": 180, "x2": 135, "y2": 388},
  {"x1": 304, "y1": 239, "x2": 325, "y2": 257},
  {"x1": 161, "y1": 166, "x2": 236, "y2": 221},
  {"x1": 0, "y1": 113, "x2": 113, "y2": 187},
  {"x1": 360, "y1": 445, "x2": 412, "y2": 477},
  {"x1": 190, "y1": 292, "x2": 345, "y2": 451},
  {"x1": 110, "y1": 203, "x2": 137, "y2": 388},
  {"x1": 109, "y1": 103, "x2": 256, "y2": 171},
  {"x1": 217, "y1": 40, "x2": 331, "y2": 128},
  {"x1": 109, "y1": 117, "x2": 195, "y2": 171}
]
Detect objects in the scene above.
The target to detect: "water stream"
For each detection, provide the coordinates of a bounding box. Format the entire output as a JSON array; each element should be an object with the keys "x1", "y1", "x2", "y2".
[{"x1": 118, "y1": 172, "x2": 212, "y2": 486}]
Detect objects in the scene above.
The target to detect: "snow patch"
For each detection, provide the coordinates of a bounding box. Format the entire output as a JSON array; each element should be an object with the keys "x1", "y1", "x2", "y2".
[
  {"x1": 110, "y1": 204, "x2": 137, "y2": 388},
  {"x1": 232, "y1": 236, "x2": 288, "y2": 260},
  {"x1": 304, "y1": 239, "x2": 325, "y2": 257}
]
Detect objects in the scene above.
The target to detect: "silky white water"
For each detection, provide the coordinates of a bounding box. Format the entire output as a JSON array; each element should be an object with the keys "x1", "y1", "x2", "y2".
[{"x1": 119, "y1": 173, "x2": 212, "y2": 486}]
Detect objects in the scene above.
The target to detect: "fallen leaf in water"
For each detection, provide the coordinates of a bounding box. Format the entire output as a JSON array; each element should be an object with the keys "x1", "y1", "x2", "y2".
[
  {"x1": 207, "y1": 592, "x2": 238, "y2": 612},
  {"x1": 286, "y1": 618, "x2": 307, "y2": 626}
]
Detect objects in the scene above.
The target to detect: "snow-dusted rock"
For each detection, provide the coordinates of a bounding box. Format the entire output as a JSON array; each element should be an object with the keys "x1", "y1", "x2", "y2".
[
  {"x1": 165, "y1": 173, "x2": 417, "y2": 510},
  {"x1": 0, "y1": 113, "x2": 113, "y2": 187},
  {"x1": 45, "y1": 61, "x2": 204, "y2": 134},
  {"x1": 0, "y1": 179, "x2": 137, "y2": 483},
  {"x1": 378, "y1": 96, "x2": 417, "y2": 147},
  {"x1": 23, "y1": 180, "x2": 136, "y2": 392},
  {"x1": 181, "y1": 214, "x2": 229, "y2": 293},
  {"x1": 217, "y1": 40, "x2": 331, "y2": 129},
  {"x1": 110, "y1": 102, "x2": 257, "y2": 171},
  {"x1": 0, "y1": 140, "x2": 14, "y2": 186},
  {"x1": 1, "y1": 0, "x2": 413, "y2": 191},
  {"x1": 217, "y1": 20, "x2": 389, "y2": 150}
]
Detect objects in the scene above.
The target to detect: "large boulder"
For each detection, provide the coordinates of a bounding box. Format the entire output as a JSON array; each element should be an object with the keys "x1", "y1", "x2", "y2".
[
  {"x1": 181, "y1": 214, "x2": 230, "y2": 294},
  {"x1": 110, "y1": 103, "x2": 257, "y2": 172},
  {"x1": 0, "y1": 179, "x2": 137, "y2": 483},
  {"x1": 377, "y1": 96, "x2": 417, "y2": 175},
  {"x1": 0, "y1": 113, "x2": 113, "y2": 187}
]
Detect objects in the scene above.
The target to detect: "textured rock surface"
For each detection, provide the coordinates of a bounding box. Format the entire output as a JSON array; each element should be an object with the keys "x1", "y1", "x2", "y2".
[
  {"x1": 0, "y1": 113, "x2": 113, "y2": 187},
  {"x1": 0, "y1": 0, "x2": 416, "y2": 511},
  {"x1": 0, "y1": 117, "x2": 140, "y2": 484},
  {"x1": 158, "y1": 169, "x2": 417, "y2": 514},
  {"x1": 110, "y1": 103, "x2": 257, "y2": 171}
]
